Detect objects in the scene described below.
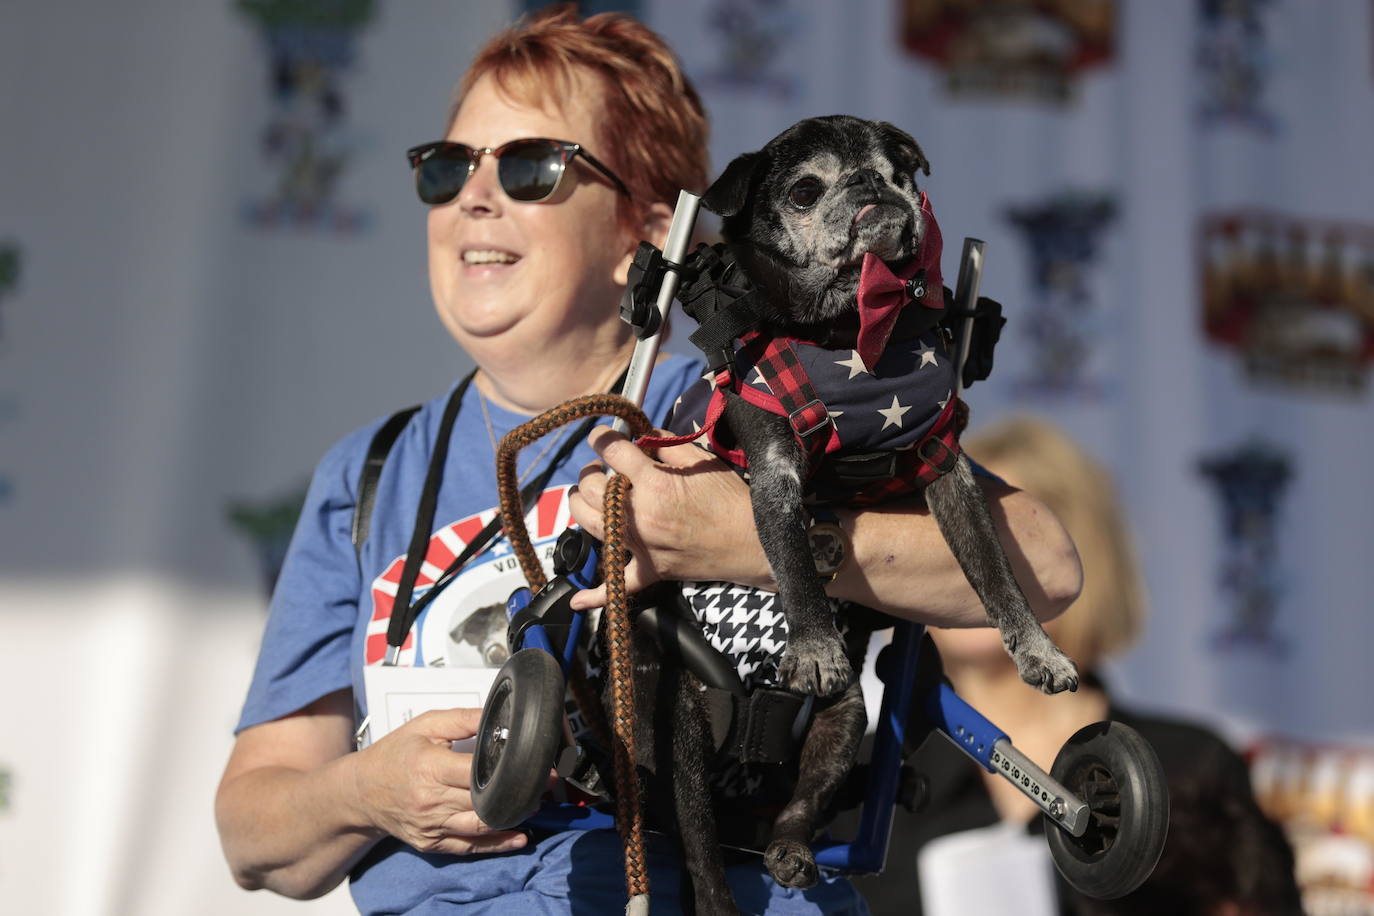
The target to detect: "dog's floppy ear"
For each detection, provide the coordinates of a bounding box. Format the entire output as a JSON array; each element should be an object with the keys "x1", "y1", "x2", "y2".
[
  {"x1": 875, "y1": 121, "x2": 930, "y2": 178},
  {"x1": 702, "y1": 150, "x2": 764, "y2": 217}
]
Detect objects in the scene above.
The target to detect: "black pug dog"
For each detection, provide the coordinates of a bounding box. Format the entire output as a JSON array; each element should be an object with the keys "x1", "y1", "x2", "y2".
[{"x1": 643, "y1": 115, "x2": 1080, "y2": 913}]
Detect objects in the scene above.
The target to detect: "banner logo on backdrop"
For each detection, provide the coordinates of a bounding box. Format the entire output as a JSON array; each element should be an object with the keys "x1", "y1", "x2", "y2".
[
  {"x1": 0, "y1": 241, "x2": 20, "y2": 507},
  {"x1": 900, "y1": 0, "x2": 1115, "y2": 102},
  {"x1": 1201, "y1": 211, "x2": 1374, "y2": 394},
  {"x1": 1004, "y1": 192, "x2": 1118, "y2": 396},
  {"x1": 1195, "y1": 0, "x2": 1278, "y2": 132},
  {"x1": 236, "y1": 0, "x2": 377, "y2": 233},
  {"x1": 226, "y1": 486, "x2": 310, "y2": 597},
  {"x1": 692, "y1": 0, "x2": 804, "y2": 100},
  {"x1": 1198, "y1": 440, "x2": 1292, "y2": 654}
]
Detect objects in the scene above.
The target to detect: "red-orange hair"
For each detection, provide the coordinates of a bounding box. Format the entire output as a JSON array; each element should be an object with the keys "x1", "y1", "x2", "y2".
[{"x1": 453, "y1": 4, "x2": 709, "y2": 225}]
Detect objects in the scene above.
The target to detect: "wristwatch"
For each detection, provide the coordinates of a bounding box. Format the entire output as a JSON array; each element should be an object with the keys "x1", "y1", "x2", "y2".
[{"x1": 805, "y1": 506, "x2": 849, "y2": 583}]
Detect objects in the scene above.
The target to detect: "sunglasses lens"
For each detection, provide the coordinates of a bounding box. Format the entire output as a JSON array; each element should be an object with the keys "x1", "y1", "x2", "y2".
[
  {"x1": 416, "y1": 151, "x2": 471, "y2": 204},
  {"x1": 498, "y1": 141, "x2": 565, "y2": 202}
]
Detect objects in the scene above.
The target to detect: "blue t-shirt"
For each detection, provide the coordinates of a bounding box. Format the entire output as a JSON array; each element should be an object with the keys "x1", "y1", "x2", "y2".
[{"x1": 235, "y1": 353, "x2": 869, "y2": 915}]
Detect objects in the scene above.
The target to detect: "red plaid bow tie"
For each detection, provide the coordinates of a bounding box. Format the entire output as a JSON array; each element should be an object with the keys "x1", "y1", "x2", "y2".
[{"x1": 854, "y1": 191, "x2": 944, "y2": 369}]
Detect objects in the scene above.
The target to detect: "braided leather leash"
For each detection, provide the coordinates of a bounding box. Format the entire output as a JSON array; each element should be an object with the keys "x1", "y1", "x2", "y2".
[{"x1": 495, "y1": 393, "x2": 655, "y2": 913}]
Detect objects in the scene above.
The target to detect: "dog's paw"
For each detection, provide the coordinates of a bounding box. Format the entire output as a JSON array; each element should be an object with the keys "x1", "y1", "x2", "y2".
[
  {"x1": 777, "y1": 631, "x2": 853, "y2": 697},
  {"x1": 1008, "y1": 631, "x2": 1080, "y2": 695},
  {"x1": 764, "y1": 838, "x2": 818, "y2": 889}
]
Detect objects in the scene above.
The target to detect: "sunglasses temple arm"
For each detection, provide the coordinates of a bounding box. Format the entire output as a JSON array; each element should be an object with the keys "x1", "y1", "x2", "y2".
[
  {"x1": 612, "y1": 190, "x2": 702, "y2": 435},
  {"x1": 579, "y1": 149, "x2": 631, "y2": 198}
]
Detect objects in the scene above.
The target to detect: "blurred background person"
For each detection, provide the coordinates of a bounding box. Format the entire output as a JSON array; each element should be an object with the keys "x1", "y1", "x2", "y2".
[{"x1": 855, "y1": 415, "x2": 1303, "y2": 916}]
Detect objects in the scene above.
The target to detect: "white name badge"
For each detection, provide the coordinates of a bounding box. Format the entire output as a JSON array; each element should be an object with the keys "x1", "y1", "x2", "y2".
[{"x1": 359, "y1": 664, "x2": 501, "y2": 751}]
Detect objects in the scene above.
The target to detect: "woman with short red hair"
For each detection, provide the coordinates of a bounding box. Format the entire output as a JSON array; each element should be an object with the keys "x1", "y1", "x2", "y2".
[{"x1": 215, "y1": 7, "x2": 1080, "y2": 913}]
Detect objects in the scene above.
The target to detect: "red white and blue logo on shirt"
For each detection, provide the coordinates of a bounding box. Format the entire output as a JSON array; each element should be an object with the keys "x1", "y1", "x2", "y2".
[{"x1": 365, "y1": 485, "x2": 576, "y2": 668}]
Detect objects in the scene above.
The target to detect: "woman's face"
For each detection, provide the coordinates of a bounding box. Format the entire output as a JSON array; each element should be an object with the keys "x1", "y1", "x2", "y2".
[{"x1": 427, "y1": 73, "x2": 636, "y2": 352}]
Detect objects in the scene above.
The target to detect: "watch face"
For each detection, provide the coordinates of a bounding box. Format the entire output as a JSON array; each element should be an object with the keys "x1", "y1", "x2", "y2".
[{"x1": 807, "y1": 521, "x2": 847, "y2": 576}]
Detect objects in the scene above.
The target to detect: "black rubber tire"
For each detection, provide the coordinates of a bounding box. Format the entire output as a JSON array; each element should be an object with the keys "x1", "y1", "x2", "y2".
[
  {"x1": 471, "y1": 648, "x2": 566, "y2": 830},
  {"x1": 1045, "y1": 720, "x2": 1170, "y2": 900}
]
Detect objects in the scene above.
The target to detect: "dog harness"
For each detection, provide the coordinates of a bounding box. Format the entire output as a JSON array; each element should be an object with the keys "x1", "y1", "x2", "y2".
[{"x1": 643, "y1": 192, "x2": 966, "y2": 505}]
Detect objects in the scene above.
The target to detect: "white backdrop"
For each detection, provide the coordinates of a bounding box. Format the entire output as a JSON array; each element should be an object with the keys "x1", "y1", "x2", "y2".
[{"x1": 1, "y1": 1, "x2": 1371, "y2": 913}]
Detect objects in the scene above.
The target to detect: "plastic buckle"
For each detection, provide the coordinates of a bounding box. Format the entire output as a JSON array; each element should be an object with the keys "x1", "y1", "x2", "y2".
[
  {"x1": 619, "y1": 241, "x2": 666, "y2": 339},
  {"x1": 789, "y1": 399, "x2": 831, "y2": 439},
  {"x1": 832, "y1": 451, "x2": 899, "y2": 483}
]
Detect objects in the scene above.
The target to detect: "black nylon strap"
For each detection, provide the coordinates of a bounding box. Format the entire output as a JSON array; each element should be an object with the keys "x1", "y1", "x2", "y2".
[
  {"x1": 678, "y1": 243, "x2": 763, "y2": 371},
  {"x1": 401, "y1": 410, "x2": 601, "y2": 627},
  {"x1": 687, "y1": 296, "x2": 762, "y2": 372},
  {"x1": 382, "y1": 367, "x2": 631, "y2": 653},
  {"x1": 721, "y1": 688, "x2": 805, "y2": 765},
  {"x1": 352, "y1": 405, "x2": 421, "y2": 553},
  {"x1": 385, "y1": 372, "x2": 475, "y2": 652}
]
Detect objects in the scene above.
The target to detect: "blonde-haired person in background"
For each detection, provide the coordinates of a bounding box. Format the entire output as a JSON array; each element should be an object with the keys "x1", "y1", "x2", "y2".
[{"x1": 856, "y1": 416, "x2": 1302, "y2": 916}]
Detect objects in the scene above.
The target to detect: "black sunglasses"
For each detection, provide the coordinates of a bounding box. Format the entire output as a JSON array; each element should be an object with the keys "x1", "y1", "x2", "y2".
[{"x1": 406, "y1": 137, "x2": 632, "y2": 205}]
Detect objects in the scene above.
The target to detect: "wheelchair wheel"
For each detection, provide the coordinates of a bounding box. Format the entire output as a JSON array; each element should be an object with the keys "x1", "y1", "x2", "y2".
[
  {"x1": 471, "y1": 648, "x2": 566, "y2": 830},
  {"x1": 1045, "y1": 720, "x2": 1170, "y2": 900}
]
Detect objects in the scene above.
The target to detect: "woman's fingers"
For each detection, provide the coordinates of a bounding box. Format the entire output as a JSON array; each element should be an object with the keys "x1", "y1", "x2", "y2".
[
  {"x1": 428, "y1": 827, "x2": 529, "y2": 856},
  {"x1": 644, "y1": 438, "x2": 716, "y2": 469},
  {"x1": 566, "y1": 425, "x2": 747, "y2": 610},
  {"x1": 568, "y1": 469, "x2": 607, "y2": 541},
  {"x1": 569, "y1": 585, "x2": 606, "y2": 610},
  {"x1": 586, "y1": 425, "x2": 656, "y2": 475}
]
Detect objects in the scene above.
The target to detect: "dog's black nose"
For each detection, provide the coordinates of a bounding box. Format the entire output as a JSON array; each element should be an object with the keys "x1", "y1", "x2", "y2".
[{"x1": 842, "y1": 168, "x2": 883, "y2": 190}]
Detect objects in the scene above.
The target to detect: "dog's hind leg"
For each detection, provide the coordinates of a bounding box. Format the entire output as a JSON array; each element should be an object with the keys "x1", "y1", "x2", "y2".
[
  {"x1": 662, "y1": 666, "x2": 741, "y2": 916},
  {"x1": 923, "y1": 454, "x2": 1079, "y2": 694},
  {"x1": 727, "y1": 397, "x2": 852, "y2": 697},
  {"x1": 763, "y1": 679, "x2": 867, "y2": 888}
]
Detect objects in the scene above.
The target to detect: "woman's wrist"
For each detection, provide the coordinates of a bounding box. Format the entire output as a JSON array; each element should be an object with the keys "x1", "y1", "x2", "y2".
[{"x1": 336, "y1": 745, "x2": 387, "y2": 840}]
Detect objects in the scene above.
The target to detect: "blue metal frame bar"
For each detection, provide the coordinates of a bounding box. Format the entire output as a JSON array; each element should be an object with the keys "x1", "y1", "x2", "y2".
[
  {"x1": 924, "y1": 681, "x2": 1009, "y2": 773},
  {"x1": 813, "y1": 620, "x2": 922, "y2": 872}
]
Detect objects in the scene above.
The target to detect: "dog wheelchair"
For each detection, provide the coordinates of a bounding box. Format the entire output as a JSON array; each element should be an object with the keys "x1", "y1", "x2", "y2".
[{"x1": 471, "y1": 191, "x2": 1170, "y2": 902}]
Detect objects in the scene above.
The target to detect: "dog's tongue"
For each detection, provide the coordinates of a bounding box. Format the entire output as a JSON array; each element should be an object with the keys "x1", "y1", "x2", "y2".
[{"x1": 853, "y1": 203, "x2": 877, "y2": 225}]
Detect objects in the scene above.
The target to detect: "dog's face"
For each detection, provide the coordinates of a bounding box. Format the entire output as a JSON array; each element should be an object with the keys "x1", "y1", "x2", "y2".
[
  {"x1": 451, "y1": 602, "x2": 511, "y2": 667},
  {"x1": 704, "y1": 115, "x2": 931, "y2": 331}
]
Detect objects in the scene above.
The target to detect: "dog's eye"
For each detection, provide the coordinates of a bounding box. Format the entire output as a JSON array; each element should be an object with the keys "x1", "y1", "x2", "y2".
[{"x1": 788, "y1": 177, "x2": 824, "y2": 209}]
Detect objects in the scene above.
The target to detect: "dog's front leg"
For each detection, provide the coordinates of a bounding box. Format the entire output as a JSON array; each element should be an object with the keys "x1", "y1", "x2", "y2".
[
  {"x1": 923, "y1": 454, "x2": 1079, "y2": 693},
  {"x1": 726, "y1": 396, "x2": 852, "y2": 697},
  {"x1": 763, "y1": 679, "x2": 867, "y2": 888}
]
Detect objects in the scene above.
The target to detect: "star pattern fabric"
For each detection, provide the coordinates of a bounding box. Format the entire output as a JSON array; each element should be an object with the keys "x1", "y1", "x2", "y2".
[{"x1": 666, "y1": 328, "x2": 958, "y2": 460}]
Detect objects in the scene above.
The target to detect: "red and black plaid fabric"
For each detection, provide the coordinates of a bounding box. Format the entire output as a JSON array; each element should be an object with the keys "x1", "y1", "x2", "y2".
[
  {"x1": 637, "y1": 335, "x2": 840, "y2": 471},
  {"x1": 742, "y1": 333, "x2": 833, "y2": 464},
  {"x1": 651, "y1": 334, "x2": 966, "y2": 497}
]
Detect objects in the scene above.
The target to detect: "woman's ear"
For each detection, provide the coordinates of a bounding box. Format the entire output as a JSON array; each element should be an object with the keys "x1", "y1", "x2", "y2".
[{"x1": 614, "y1": 201, "x2": 675, "y2": 285}]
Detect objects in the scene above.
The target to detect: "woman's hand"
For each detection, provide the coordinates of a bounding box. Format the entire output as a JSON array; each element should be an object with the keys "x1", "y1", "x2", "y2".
[
  {"x1": 567, "y1": 425, "x2": 770, "y2": 609},
  {"x1": 352, "y1": 708, "x2": 537, "y2": 856},
  {"x1": 216, "y1": 696, "x2": 540, "y2": 899}
]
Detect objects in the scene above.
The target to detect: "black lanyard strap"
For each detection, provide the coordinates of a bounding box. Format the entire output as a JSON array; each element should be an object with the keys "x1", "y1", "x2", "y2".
[
  {"x1": 384, "y1": 370, "x2": 474, "y2": 658},
  {"x1": 383, "y1": 368, "x2": 627, "y2": 658}
]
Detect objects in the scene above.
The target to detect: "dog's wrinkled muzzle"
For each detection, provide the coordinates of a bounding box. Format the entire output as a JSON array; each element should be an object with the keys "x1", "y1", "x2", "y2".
[{"x1": 854, "y1": 191, "x2": 945, "y2": 369}]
